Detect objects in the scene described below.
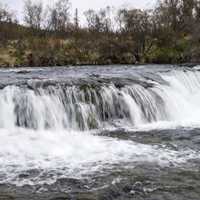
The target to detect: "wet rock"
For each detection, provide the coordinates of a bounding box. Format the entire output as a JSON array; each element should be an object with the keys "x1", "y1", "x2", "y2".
[
  {"x1": 133, "y1": 181, "x2": 143, "y2": 192},
  {"x1": 16, "y1": 70, "x2": 31, "y2": 74},
  {"x1": 0, "y1": 195, "x2": 15, "y2": 200}
]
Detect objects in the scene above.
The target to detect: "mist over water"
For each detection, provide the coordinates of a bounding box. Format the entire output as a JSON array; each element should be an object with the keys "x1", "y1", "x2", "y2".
[{"x1": 0, "y1": 65, "x2": 200, "y2": 187}]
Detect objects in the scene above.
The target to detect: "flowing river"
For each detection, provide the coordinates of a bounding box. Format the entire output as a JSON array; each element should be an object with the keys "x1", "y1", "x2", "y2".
[{"x1": 0, "y1": 65, "x2": 200, "y2": 200}]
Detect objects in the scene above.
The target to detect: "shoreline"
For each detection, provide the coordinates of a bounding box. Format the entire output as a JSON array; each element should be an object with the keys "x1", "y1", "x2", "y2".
[{"x1": 0, "y1": 62, "x2": 199, "y2": 69}]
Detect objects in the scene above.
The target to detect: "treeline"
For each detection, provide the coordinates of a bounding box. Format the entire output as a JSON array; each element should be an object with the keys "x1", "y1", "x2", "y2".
[{"x1": 0, "y1": 0, "x2": 200, "y2": 67}]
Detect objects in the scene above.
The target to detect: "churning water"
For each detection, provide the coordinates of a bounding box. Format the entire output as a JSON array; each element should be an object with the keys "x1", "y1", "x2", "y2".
[
  {"x1": 2, "y1": 70, "x2": 200, "y2": 130},
  {"x1": 0, "y1": 65, "x2": 200, "y2": 188}
]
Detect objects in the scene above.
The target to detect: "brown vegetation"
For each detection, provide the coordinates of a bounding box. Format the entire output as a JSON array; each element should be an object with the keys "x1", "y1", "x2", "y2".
[{"x1": 0, "y1": 0, "x2": 200, "y2": 67}]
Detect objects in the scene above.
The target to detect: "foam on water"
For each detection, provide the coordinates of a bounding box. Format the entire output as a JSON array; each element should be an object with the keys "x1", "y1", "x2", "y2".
[
  {"x1": 0, "y1": 68, "x2": 200, "y2": 185},
  {"x1": 0, "y1": 128, "x2": 198, "y2": 186}
]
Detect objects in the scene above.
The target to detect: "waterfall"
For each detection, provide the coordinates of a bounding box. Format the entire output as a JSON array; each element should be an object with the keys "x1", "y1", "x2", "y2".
[
  {"x1": 0, "y1": 67, "x2": 200, "y2": 186},
  {"x1": 0, "y1": 69, "x2": 200, "y2": 131}
]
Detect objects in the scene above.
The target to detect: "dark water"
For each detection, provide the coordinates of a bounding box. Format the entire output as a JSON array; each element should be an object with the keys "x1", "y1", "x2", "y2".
[{"x1": 0, "y1": 65, "x2": 199, "y2": 200}]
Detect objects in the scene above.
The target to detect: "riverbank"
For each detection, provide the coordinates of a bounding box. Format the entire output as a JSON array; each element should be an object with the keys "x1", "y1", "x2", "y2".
[
  {"x1": 0, "y1": 38, "x2": 200, "y2": 68},
  {"x1": 0, "y1": 62, "x2": 200, "y2": 69},
  {"x1": 1, "y1": 24, "x2": 200, "y2": 68},
  {"x1": 1, "y1": 0, "x2": 200, "y2": 68}
]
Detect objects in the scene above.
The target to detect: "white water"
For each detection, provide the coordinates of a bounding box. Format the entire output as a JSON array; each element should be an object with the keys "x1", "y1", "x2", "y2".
[
  {"x1": 0, "y1": 128, "x2": 198, "y2": 186},
  {"x1": 154, "y1": 70, "x2": 200, "y2": 124},
  {"x1": 1, "y1": 69, "x2": 200, "y2": 130},
  {"x1": 0, "y1": 69, "x2": 200, "y2": 185}
]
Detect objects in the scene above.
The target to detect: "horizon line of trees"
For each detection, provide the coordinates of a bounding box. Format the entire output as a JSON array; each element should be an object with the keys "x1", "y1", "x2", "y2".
[
  {"x1": 1, "y1": 0, "x2": 199, "y2": 33},
  {"x1": 0, "y1": 0, "x2": 200, "y2": 66}
]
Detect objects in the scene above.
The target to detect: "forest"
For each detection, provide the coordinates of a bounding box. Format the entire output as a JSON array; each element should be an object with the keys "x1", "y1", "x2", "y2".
[{"x1": 0, "y1": 0, "x2": 200, "y2": 67}]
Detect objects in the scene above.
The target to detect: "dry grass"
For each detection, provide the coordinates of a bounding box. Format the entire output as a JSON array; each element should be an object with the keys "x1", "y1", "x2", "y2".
[{"x1": 0, "y1": 48, "x2": 16, "y2": 66}]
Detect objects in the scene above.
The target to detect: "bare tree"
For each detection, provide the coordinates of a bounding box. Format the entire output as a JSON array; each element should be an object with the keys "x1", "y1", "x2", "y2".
[
  {"x1": 99, "y1": 6, "x2": 112, "y2": 32},
  {"x1": 194, "y1": 0, "x2": 200, "y2": 20},
  {"x1": 74, "y1": 8, "x2": 79, "y2": 29},
  {"x1": 181, "y1": 0, "x2": 195, "y2": 32},
  {"x1": 84, "y1": 7, "x2": 112, "y2": 32},
  {"x1": 0, "y1": 3, "x2": 16, "y2": 23},
  {"x1": 47, "y1": 0, "x2": 71, "y2": 32},
  {"x1": 84, "y1": 9, "x2": 96, "y2": 31},
  {"x1": 24, "y1": 0, "x2": 43, "y2": 29},
  {"x1": 115, "y1": 9, "x2": 127, "y2": 32},
  {"x1": 156, "y1": 0, "x2": 181, "y2": 32},
  {"x1": 118, "y1": 8, "x2": 153, "y2": 61}
]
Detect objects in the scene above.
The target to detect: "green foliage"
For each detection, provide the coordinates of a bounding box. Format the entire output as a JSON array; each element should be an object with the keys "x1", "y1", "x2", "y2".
[{"x1": 147, "y1": 47, "x2": 180, "y2": 63}]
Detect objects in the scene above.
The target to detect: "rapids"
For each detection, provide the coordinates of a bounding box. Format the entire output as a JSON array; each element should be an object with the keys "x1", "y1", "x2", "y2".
[
  {"x1": 0, "y1": 66, "x2": 200, "y2": 130},
  {"x1": 0, "y1": 65, "x2": 200, "y2": 200}
]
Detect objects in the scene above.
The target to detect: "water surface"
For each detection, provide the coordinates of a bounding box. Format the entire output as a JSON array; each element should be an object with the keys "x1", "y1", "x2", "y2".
[{"x1": 0, "y1": 65, "x2": 199, "y2": 200}]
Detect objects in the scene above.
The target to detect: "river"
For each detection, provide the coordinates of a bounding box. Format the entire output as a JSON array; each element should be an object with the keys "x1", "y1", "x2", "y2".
[{"x1": 0, "y1": 65, "x2": 199, "y2": 200}]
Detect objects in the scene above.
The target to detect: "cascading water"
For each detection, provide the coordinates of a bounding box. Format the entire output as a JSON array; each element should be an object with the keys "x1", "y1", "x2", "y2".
[
  {"x1": 0, "y1": 66, "x2": 200, "y2": 187},
  {"x1": 1, "y1": 69, "x2": 200, "y2": 131}
]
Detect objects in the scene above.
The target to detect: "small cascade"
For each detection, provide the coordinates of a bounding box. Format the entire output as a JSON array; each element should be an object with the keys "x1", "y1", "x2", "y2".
[
  {"x1": 0, "y1": 68, "x2": 200, "y2": 131},
  {"x1": 0, "y1": 66, "x2": 200, "y2": 186}
]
